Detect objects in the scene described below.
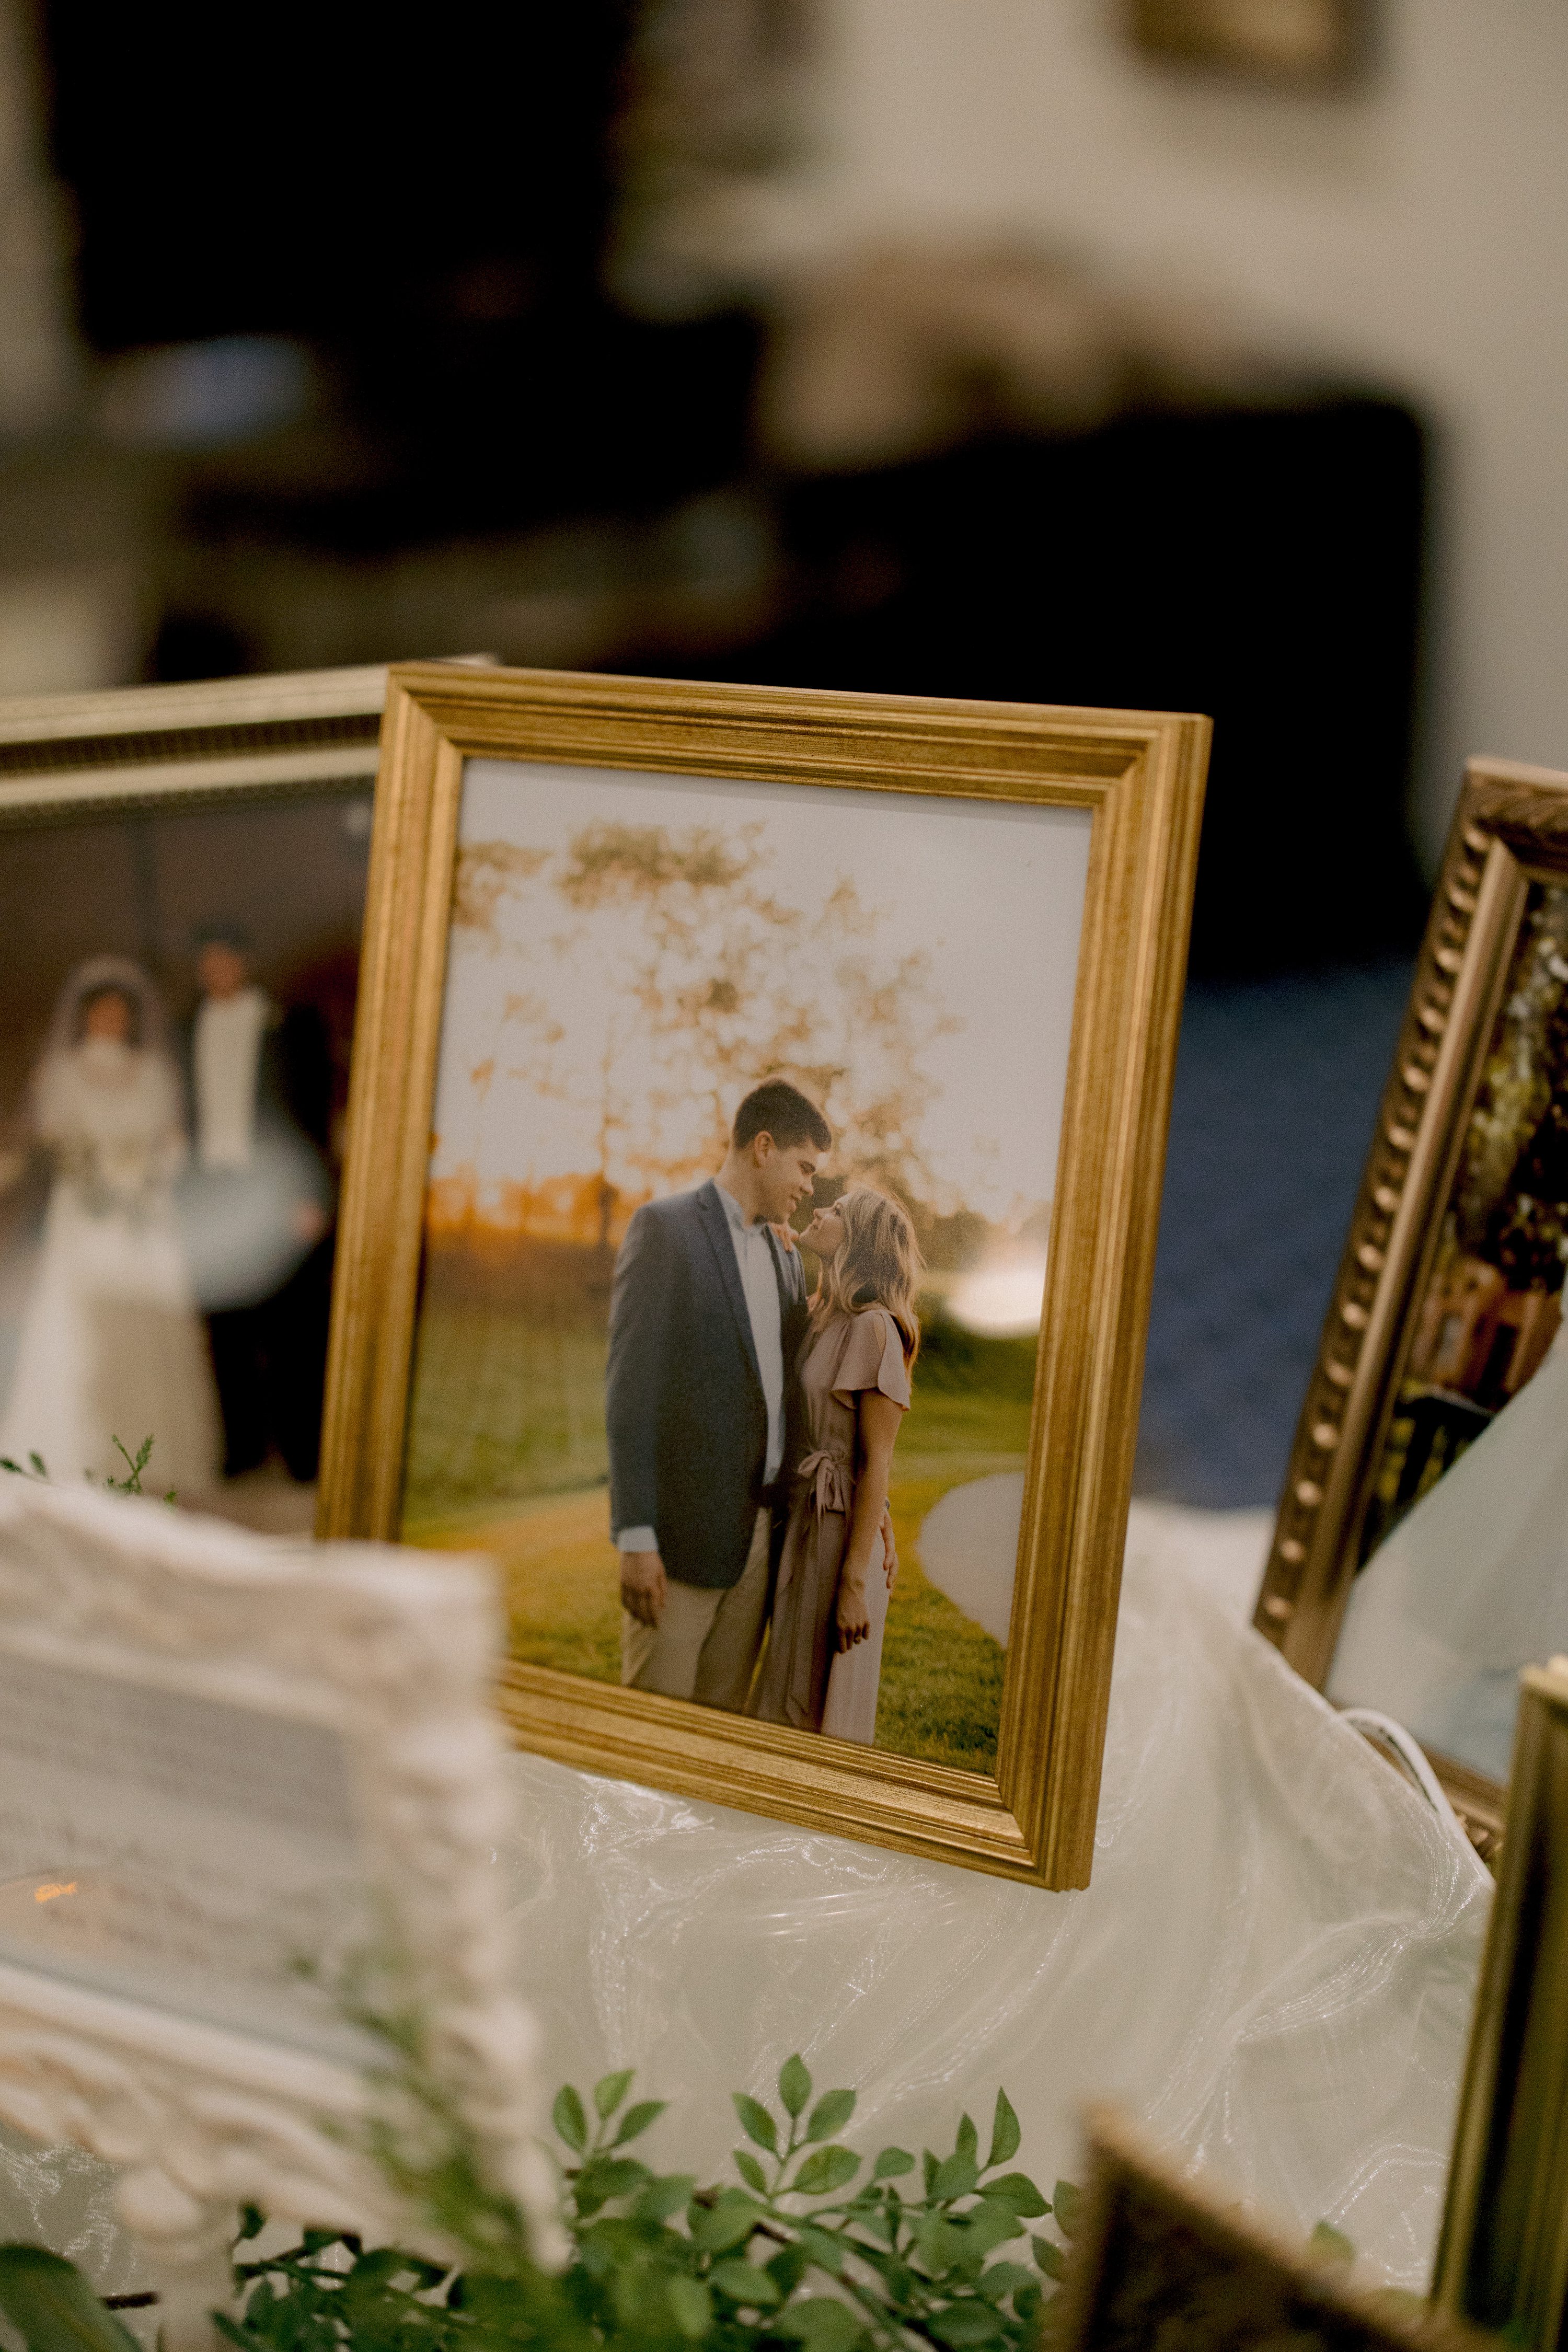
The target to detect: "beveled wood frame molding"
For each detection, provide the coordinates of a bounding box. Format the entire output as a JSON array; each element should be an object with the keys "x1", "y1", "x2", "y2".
[
  {"x1": 0, "y1": 664, "x2": 387, "y2": 824},
  {"x1": 318, "y1": 663, "x2": 1209, "y2": 1889},
  {"x1": 1256, "y1": 756, "x2": 1568, "y2": 1859}
]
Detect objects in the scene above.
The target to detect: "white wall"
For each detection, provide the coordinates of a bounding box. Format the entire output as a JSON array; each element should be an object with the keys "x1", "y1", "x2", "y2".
[{"x1": 782, "y1": 0, "x2": 1568, "y2": 868}]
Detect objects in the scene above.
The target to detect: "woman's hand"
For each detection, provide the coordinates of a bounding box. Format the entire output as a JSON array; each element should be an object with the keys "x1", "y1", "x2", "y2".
[
  {"x1": 837, "y1": 1388, "x2": 904, "y2": 1651},
  {"x1": 836, "y1": 1574, "x2": 872, "y2": 1651}
]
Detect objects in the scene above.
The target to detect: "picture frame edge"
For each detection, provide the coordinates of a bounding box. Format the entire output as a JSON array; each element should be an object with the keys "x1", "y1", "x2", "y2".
[
  {"x1": 1068, "y1": 2100, "x2": 1492, "y2": 2352},
  {"x1": 1255, "y1": 753, "x2": 1568, "y2": 1852},
  {"x1": 497, "y1": 1661, "x2": 1048, "y2": 1884},
  {"x1": 1433, "y1": 1661, "x2": 1568, "y2": 2332},
  {"x1": 0, "y1": 662, "x2": 390, "y2": 748},
  {"x1": 0, "y1": 662, "x2": 390, "y2": 824},
  {"x1": 1001, "y1": 709, "x2": 1211, "y2": 1878}
]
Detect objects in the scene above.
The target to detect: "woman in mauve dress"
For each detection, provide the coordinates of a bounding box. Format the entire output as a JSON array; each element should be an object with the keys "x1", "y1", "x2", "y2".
[{"x1": 751, "y1": 1184, "x2": 919, "y2": 1744}]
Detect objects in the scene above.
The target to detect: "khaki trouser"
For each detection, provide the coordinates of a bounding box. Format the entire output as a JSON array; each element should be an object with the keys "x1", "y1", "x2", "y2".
[{"x1": 620, "y1": 1507, "x2": 771, "y2": 1712}]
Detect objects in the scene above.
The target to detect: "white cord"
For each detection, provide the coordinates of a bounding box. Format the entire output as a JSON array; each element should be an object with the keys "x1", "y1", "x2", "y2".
[{"x1": 1339, "y1": 1707, "x2": 1472, "y2": 1847}]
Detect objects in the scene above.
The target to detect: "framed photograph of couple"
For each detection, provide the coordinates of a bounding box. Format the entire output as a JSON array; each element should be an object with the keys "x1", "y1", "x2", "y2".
[
  {"x1": 0, "y1": 665, "x2": 385, "y2": 1530},
  {"x1": 320, "y1": 664, "x2": 1210, "y2": 1888}
]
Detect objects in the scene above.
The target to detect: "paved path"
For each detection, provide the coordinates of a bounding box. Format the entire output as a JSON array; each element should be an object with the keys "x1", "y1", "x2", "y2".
[
  {"x1": 918, "y1": 1474, "x2": 1275, "y2": 1647},
  {"x1": 917, "y1": 1473, "x2": 1024, "y2": 1644}
]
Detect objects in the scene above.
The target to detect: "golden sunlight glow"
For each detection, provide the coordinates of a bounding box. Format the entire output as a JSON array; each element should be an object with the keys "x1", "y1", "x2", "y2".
[
  {"x1": 948, "y1": 1259, "x2": 1046, "y2": 1339},
  {"x1": 33, "y1": 1882, "x2": 77, "y2": 1903},
  {"x1": 438, "y1": 763, "x2": 1091, "y2": 1230}
]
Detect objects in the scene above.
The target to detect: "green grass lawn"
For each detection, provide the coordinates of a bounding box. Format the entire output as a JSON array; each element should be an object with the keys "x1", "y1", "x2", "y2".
[
  {"x1": 402, "y1": 1286, "x2": 1031, "y2": 1774},
  {"x1": 404, "y1": 1292, "x2": 609, "y2": 1515}
]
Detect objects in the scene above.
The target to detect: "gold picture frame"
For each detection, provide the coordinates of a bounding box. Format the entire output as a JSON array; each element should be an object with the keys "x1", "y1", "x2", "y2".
[
  {"x1": 1255, "y1": 756, "x2": 1568, "y2": 1859},
  {"x1": 1434, "y1": 1660, "x2": 1568, "y2": 2345},
  {"x1": 1068, "y1": 2106, "x2": 1486, "y2": 2352},
  {"x1": 318, "y1": 663, "x2": 1209, "y2": 1889}
]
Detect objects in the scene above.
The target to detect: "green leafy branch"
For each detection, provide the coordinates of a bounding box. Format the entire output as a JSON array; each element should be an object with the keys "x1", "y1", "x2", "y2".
[{"x1": 548, "y1": 2056, "x2": 1074, "y2": 2352}]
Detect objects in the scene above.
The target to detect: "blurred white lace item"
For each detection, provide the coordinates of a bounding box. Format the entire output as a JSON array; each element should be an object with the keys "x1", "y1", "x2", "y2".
[
  {"x1": 0, "y1": 1506, "x2": 1489, "y2": 2292},
  {"x1": 1330, "y1": 1324, "x2": 1568, "y2": 1784}
]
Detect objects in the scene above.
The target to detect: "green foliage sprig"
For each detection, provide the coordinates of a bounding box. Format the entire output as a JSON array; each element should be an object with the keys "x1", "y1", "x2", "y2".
[
  {"x1": 0, "y1": 1433, "x2": 175, "y2": 1502},
  {"x1": 98, "y1": 1435, "x2": 165, "y2": 1499},
  {"x1": 550, "y1": 2057, "x2": 1070, "y2": 2352}
]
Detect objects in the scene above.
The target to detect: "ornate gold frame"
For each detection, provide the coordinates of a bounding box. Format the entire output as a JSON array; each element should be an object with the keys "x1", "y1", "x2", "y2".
[
  {"x1": 318, "y1": 663, "x2": 1209, "y2": 1889},
  {"x1": 1255, "y1": 755, "x2": 1568, "y2": 1858}
]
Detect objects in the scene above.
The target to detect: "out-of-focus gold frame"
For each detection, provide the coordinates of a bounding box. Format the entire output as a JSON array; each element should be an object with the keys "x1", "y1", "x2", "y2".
[
  {"x1": 318, "y1": 663, "x2": 1208, "y2": 1889},
  {"x1": 1255, "y1": 757, "x2": 1568, "y2": 1862},
  {"x1": 1125, "y1": 0, "x2": 1370, "y2": 85},
  {"x1": 1435, "y1": 1661, "x2": 1568, "y2": 2343},
  {"x1": 1068, "y1": 2106, "x2": 1486, "y2": 2352}
]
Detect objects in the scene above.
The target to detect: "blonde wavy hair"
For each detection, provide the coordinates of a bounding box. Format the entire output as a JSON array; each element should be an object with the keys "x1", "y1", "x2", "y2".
[{"x1": 811, "y1": 1184, "x2": 923, "y2": 1365}]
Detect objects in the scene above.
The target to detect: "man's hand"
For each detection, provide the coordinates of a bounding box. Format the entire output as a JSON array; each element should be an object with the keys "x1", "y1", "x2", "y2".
[
  {"x1": 880, "y1": 1503, "x2": 898, "y2": 1592},
  {"x1": 620, "y1": 1547, "x2": 667, "y2": 1628}
]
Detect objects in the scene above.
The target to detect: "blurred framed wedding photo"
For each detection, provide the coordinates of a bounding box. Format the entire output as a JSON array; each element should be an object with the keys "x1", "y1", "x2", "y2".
[
  {"x1": 0, "y1": 665, "x2": 384, "y2": 1531},
  {"x1": 319, "y1": 664, "x2": 1209, "y2": 1888},
  {"x1": 1256, "y1": 756, "x2": 1568, "y2": 1856}
]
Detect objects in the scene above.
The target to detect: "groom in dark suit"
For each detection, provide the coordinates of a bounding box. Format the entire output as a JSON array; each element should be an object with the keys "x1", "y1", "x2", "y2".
[
  {"x1": 181, "y1": 925, "x2": 334, "y2": 1481},
  {"x1": 606, "y1": 1080, "x2": 829, "y2": 1709}
]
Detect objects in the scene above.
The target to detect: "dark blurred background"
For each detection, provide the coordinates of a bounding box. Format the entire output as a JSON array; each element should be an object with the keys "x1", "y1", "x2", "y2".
[{"x1": 2, "y1": 0, "x2": 1565, "y2": 1508}]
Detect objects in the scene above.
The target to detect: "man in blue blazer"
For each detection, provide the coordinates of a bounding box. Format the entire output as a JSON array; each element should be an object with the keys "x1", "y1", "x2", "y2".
[{"x1": 606, "y1": 1080, "x2": 830, "y2": 1709}]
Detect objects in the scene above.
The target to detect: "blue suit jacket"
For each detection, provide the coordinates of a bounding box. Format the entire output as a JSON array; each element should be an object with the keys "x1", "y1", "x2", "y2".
[{"x1": 606, "y1": 1180, "x2": 808, "y2": 1591}]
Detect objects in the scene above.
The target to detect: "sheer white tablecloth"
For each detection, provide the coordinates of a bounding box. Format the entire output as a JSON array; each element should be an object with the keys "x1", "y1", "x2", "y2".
[{"x1": 0, "y1": 1504, "x2": 1491, "y2": 2293}]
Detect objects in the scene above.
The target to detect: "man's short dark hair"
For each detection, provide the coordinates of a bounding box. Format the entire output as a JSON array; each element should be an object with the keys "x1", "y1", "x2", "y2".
[{"x1": 732, "y1": 1080, "x2": 831, "y2": 1155}]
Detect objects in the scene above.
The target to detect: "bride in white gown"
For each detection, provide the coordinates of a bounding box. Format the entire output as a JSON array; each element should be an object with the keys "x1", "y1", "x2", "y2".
[{"x1": 0, "y1": 959, "x2": 220, "y2": 1493}]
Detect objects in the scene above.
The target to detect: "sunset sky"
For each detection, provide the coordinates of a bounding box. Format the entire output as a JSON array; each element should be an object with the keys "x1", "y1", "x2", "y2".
[{"x1": 429, "y1": 759, "x2": 1092, "y2": 1226}]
